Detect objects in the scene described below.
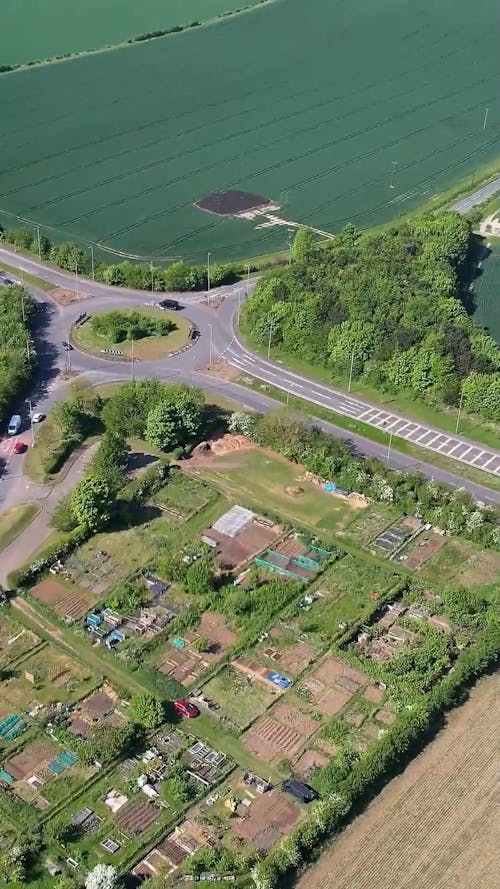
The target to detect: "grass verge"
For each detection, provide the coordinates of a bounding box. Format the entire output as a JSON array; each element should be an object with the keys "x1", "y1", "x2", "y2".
[
  {"x1": 0, "y1": 503, "x2": 40, "y2": 551},
  {"x1": 237, "y1": 376, "x2": 500, "y2": 494},
  {"x1": 0, "y1": 258, "x2": 54, "y2": 291}
]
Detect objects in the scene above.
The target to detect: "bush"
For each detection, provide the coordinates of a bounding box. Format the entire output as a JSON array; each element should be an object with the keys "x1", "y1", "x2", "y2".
[{"x1": 91, "y1": 310, "x2": 174, "y2": 343}]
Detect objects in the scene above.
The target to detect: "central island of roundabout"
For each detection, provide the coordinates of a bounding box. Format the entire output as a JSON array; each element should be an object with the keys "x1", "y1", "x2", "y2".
[{"x1": 71, "y1": 305, "x2": 193, "y2": 360}]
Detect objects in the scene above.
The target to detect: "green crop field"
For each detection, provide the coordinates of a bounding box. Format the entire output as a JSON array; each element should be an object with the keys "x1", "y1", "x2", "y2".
[
  {"x1": 0, "y1": 0, "x2": 261, "y2": 66},
  {"x1": 473, "y1": 242, "x2": 500, "y2": 344},
  {"x1": 0, "y1": 0, "x2": 498, "y2": 262}
]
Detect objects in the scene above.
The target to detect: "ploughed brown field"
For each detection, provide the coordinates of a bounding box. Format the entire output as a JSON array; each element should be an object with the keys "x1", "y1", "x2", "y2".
[{"x1": 297, "y1": 673, "x2": 499, "y2": 889}]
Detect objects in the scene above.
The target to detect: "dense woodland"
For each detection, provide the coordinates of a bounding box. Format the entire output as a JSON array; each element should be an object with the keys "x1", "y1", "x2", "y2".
[
  {"x1": 0, "y1": 286, "x2": 34, "y2": 425},
  {"x1": 245, "y1": 212, "x2": 500, "y2": 421}
]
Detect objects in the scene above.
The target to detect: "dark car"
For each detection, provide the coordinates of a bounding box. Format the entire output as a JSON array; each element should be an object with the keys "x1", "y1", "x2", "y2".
[
  {"x1": 282, "y1": 780, "x2": 318, "y2": 803},
  {"x1": 61, "y1": 341, "x2": 73, "y2": 350},
  {"x1": 159, "y1": 298, "x2": 180, "y2": 311},
  {"x1": 173, "y1": 699, "x2": 199, "y2": 719},
  {"x1": 13, "y1": 441, "x2": 27, "y2": 454}
]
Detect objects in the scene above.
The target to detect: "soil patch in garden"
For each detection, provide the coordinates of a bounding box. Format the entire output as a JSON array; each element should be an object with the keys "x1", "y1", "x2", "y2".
[
  {"x1": 231, "y1": 788, "x2": 302, "y2": 848},
  {"x1": 30, "y1": 577, "x2": 96, "y2": 621}
]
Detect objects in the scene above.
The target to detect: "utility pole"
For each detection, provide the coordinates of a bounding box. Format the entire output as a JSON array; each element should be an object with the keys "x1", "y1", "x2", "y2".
[
  {"x1": 36, "y1": 225, "x2": 42, "y2": 261},
  {"x1": 68, "y1": 339, "x2": 72, "y2": 374},
  {"x1": 237, "y1": 288, "x2": 242, "y2": 326},
  {"x1": 267, "y1": 317, "x2": 275, "y2": 360},
  {"x1": 21, "y1": 290, "x2": 26, "y2": 324},
  {"x1": 131, "y1": 337, "x2": 135, "y2": 381},
  {"x1": 74, "y1": 261, "x2": 79, "y2": 298},
  {"x1": 389, "y1": 160, "x2": 399, "y2": 189},
  {"x1": 207, "y1": 251, "x2": 211, "y2": 304},
  {"x1": 89, "y1": 245, "x2": 95, "y2": 280},
  {"x1": 455, "y1": 389, "x2": 464, "y2": 434},
  {"x1": 483, "y1": 107, "x2": 489, "y2": 131},
  {"x1": 288, "y1": 229, "x2": 293, "y2": 266},
  {"x1": 208, "y1": 323, "x2": 213, "y2": 366},
  {"x1": 246, "y1": 263, "x2": 250, "y2": 296},
  {"x1": 150, "y1": 261, "x2": 155, "y2": 294},
  {"x1": 26, "y1": 398, "x2": 35, "y2": 448},
  {"x1": 386, "y1": 429, "x2": 393, "y2": 467},
  {"x1": 348, "y1": 351, "x2": 355, "y2": 393}
]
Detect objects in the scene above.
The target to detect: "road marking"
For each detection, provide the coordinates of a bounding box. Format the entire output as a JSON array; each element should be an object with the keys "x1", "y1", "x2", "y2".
[
  {"x1": 470, "y1": 450, "x2": 486, "y2": 465},
  {"x1": 481, "y1": 454, "x2": 498, "y2": 470}
]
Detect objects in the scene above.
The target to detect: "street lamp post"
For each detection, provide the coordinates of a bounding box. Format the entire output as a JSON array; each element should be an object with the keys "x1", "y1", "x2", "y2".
[
  {"x1": 246, "y1": 263, "x2": 250, "y2": 296},
  {"x1": 386, "y1": 429, "x2": 393, "y2": 467},
  {"x1": 267, "y1": 317, "x2": 275, "y2": 360},
  {"x1": 131, "y1": 337, "x2": 135, "y2": 382},
  {"x1": 150, "y1": 261, "x2": 155, "y2": 294},
  {"x1": 89, "y1": 245, "x2": 95, "y2": 280},
  {"x1": 207, "y1": 252, "x2": 211, "y2": 303},
  {"x1": 26, "y1": 398, "x2": 35, "y2": 448},
  {"x1": 455, "y1": 389, "x2": 464, "y2": 435},
  {"x1": 348, "y1": 351, "x2": 355, "y2": 393},
  {"x1": 208, "y1": 323, "x2": 213, "y2": 366},
  {"x1": 74, "y1": 261, "x2": 79, "y2": 297},
  {"x1": 36, "y1": 225, "x2": 42, "y2": 261}
]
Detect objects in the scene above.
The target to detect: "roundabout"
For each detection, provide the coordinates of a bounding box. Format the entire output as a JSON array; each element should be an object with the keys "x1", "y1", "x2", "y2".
[{"x1": 70, "y1": 305, "x2": 193, "y2": 361}]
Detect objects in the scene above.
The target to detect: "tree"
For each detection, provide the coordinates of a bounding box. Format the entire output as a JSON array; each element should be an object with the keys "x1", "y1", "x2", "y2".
[
  {"x1": 85, "y1": 864, "x2": 118, "y2": 889},
  {"x1": 50, "y1": 492, "x2": 78, "y2": 532},
  {"x1": 145, "y1": 386, "x2": 203, "y2": 451},
  {"x1": 130, "y1": 692, "x2": 165, "y2": 729},
  {"x1": 71, "y1": 476, "x2": 113, "y2": 530},
  {"x1": 90, "y1": 432, "x2": 129, "y2": 492},
  {"x1": 185, "y1": 557, "x2": 215, "y2": 596},
  {"x1": 291, "y1": 227, "x2": 316, "y2": 264}
]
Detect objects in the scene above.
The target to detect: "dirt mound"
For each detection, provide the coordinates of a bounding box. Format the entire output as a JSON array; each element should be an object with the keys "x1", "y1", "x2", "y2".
[
  {"x1": 285, "y1": 485, "x2": 304, "y2": 497},
  {"x1": 210, "y1": 434, "x2": 253, "y2": 455}
]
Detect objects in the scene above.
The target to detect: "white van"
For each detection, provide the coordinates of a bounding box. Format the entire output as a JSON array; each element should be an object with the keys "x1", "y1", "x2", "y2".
[{"x1": 8, "y1": 415, "x2": 21, "y2": 435}]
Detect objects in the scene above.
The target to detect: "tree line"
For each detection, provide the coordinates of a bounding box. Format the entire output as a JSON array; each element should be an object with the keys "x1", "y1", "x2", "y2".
[
  {"x1": 244, "y1": 212, "x2": 500, "y2": 422},
  {"x1": 0, "y1": 223, "x2": 246, "y2": 292},
  {"x1": 0, "y1": 285, "x2": 35, "y2": 426}
]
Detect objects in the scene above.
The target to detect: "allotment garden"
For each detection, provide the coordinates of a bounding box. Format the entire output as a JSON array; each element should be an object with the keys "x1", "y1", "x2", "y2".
[{"x1": 1, "y1": 379, "x2": 498, "y2": 887}]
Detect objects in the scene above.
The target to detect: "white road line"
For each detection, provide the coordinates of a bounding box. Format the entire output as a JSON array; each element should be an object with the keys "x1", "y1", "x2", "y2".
[
  {"x1": 459, "y1": 446, "x2": 473, "y2": 460},
  {"x1": 446, "y1": 441, "x2": 464, "y2": 456},
  {"x1": 415, "y1": 430, "x2": 434, "y2": 443},
  {"x1": 470, "y1": 450, "x2": 486, "y2": 465},
  {"x1": 481, "y1": 454, "x2": 498, "y2": 470},
  {"x1": 435, "y1": 438, "x2": 454, "y2": 451},
  {"x1": 357, "y1": 408, "x2": 380, "y2": 421}
]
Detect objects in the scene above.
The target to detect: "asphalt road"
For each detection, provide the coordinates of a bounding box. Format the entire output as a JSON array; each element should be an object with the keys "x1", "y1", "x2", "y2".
[
  {"x1": 0, "y1": 245, "x2": 499, "y2": 511},
  {"x1": 451, "y1": 176, "x2": 500, "y2": 214}
]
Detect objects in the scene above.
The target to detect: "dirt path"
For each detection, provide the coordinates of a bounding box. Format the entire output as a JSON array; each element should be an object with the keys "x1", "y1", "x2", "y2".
[
  {"x1": 296, "y1": 673, "x2": 499, "y2": 889},
  {"x1": 11, "y1": 596, "x2": 146, "y2": 693},
  {"x1": 0, "y1": 442, "x2": 99, "y2": 586}
]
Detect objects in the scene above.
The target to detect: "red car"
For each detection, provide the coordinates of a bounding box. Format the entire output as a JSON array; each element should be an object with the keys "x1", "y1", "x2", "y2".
[
  {"x1": 13, "y1": 441, "x2": 27, "y2": 454},
  {"x1": 173, "y1": 699, "x2": 199, "y2": 719}
]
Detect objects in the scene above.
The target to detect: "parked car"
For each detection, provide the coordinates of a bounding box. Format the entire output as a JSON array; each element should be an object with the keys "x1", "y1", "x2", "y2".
[
  {"x1": 61, "y1": 341, "x2": 73, "y2": 351},
  {"x1": 173, "y1": 699, "x2": 199, "y2": 719},
  {"x1": 268, "y1": 671, "x2": 293, "y2": 689},
  {"x1": 31, "y1": 412, "x2": 45, "y2": 423},
  {"x1": 13, "y1": 441, "x2": 27, "y2": 454},
  {"x1": 282, "y1": 780, "x2": 318, "y2": 803},
  {"x1": 7, "y1": 415, "x2": 21, "y2": 435}
]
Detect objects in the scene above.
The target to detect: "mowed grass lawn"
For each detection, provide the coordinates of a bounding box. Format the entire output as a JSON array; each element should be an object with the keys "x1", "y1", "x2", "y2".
[
  {"x1": 196, "y1": 448, "x2": 360, "y2": 535},
  {"x1": 72, "y1": 307, "x2": 191, "y2": 359},
  {"x1": 202, "y1": 665, "x2": 277, "y2": 729},
  {"x1": 0, "y1": 0, "x2": 498, "y2": 261},
  {"x1": 0, "y1": 503, "x2": 40, "y2": 551},
  {"x1": 0, "y1": 0, "x2": 262, "y2": 66}
]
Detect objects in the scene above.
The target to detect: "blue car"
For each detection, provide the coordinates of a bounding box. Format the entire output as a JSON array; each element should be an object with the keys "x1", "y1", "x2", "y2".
[{"x1": 268, "y1": 671, "x2": 292, "y2": 689}]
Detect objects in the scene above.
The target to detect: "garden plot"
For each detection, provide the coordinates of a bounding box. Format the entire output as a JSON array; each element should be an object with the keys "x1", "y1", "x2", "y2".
[
  {"x1": 0, "y1": 615, "x2": 39, "y2": 668},
  {"x1": 131, "y1": 818, "x2": 211, "y2": 878},
  {"x1": 150, "y1": 470, "x2": 215, "y2": 520},
  {"x1": 254, "y1": 536, "x2": 332, "y2": 582},
  {"x1": 202, "y1": 504, "x2": 282, "y2": 571},
  {"x1": 300, "y1": 655, "x2": 374, "y2": 717},
  {"x1": 371, "y1": 516, "x2": 423, "y2": 558},
  {"x1": 30, "y1": 577, "x2": 97, "y2": 620},
  {"x1": 201, "y1": 666, "x2": 278, "y2": 730},
  {"x1": 253, "y1": 625, "x2": 319, "y2": 678},
  {"x1": 243, "y1": 698, "x2": 320, "y2": 763},
  {"x1": 63, "y1": 549, "x2": 123, "y2": 594},
  {"x1": 421, "y1": 538, "x2": 500, "y2": 589},
  {"x1": 292, "y1": 555, "x2": 400, "y2": 642},
  {"x1": 345, "y1": 505, "x2": 400, "y2": 547},
  {"x1": 231, "y1": 788, "x2": 303, "y2": 852},
  {"x1": 114, "y1": 797, "x2": 162, "y2": 836},
  {"x1": 0, "y1": 646, "x2": 96, "y2": 714},
  {"x1": 67, "y1": 685, "x2": 126, "y2": 738},
  {"x1": 1, "y1": 738, "x2": 78, "y2": 807},
  {"x1": 157, "y1": 611, "x2": 238, "y2": 686},
  {"x1": 397, "y1": 530, "x2": 446, "y2": 570}
]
